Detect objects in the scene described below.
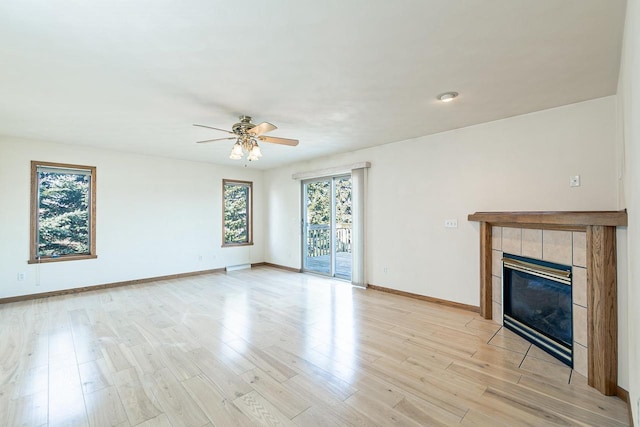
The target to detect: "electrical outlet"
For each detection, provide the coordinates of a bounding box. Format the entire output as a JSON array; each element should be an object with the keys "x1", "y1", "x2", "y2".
[
  {"x1": 570, "y1": 175, "x2": 581, "y2": 187},
  {"x1": 444, "y1": 219, "x2": 458, "y2": 228},
  {"x1": 17, "y1": 272, "x2": 25, "y2": 281},
  {"x1": 383, "y1": 267, "x2": 388, "y2": 274}
]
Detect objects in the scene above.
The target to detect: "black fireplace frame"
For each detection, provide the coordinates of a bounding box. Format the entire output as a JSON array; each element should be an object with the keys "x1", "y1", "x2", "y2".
[{"x1": 502, "y1": 253, "x2": 573, "y2": 367}]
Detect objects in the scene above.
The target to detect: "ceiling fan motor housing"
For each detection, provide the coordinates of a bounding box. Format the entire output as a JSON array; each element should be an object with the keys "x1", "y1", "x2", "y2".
[{"x1": 232, "y1": 115, "x2": 255, "y2": 135}]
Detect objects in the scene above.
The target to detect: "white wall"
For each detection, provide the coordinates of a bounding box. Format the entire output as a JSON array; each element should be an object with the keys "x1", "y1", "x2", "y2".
[
  {"x1": 0, "y1": 136, "x2": 264, "y2": 299},
  {"x1": 264, "y1": 95, "x2": 628, "y2": 386},
  {"x1": 619, "y1": 0, "x2": 639, "y2": 423},
  {"x1": 266, "y1": 96, "x2": 618, "y2": 298}
]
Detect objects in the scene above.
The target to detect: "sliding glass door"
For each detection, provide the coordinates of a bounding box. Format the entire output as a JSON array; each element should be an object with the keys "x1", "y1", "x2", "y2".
[
  {"x1": 303, "y1": 176, "x2": 352, "y2": 279},
  {"x1": 303, "y1": 179, "x2": 331, "y2": 274}
]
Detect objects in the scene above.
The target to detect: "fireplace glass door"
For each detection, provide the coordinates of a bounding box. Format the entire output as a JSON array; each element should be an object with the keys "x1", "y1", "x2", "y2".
[{"x1": 503, "y1": 254, "x2": 573, "y2": 367}]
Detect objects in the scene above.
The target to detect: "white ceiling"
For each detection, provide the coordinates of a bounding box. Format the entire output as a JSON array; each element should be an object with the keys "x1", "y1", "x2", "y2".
[{"x1": 0, "y1": 1, "x2": 626, "y2": 169}]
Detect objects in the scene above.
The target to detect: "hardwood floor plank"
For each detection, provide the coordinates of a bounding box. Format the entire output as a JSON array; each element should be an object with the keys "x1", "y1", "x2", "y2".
[
  {"x1": 492, "y1": 381, "x2": 629, "y2": 427},
  {"x1": 311, "y1": 338, "x2": 381, "y2": 364},
  {"x1": 107, "y1": 312, "x2": 147, "y2": 348},
  {"x1": 149, "y1": 367, "x2": 209, "y2": 427},
  {"x1": 451, "y1": 362, "x2": 628, "y2": 427},
  {"x1": 85, "y1": 386, "x2": 128, "y2": 427},
  {"x1": 519, "y1": 355, "x2": 572, "y2": 383},
  {"x1": 362, "y1": 360, "x2": 470, "y2": 419},
  {"x1": 240, "y1": 369, "x2": 311, "y2": 419},
  {"x1": 48, "y1": 363, "x2": 89, "y2": 426},
  {"x1": 127, "y1": 343, "x2": 166, "y2": 376},
  {"x1": 403, "y1": 351, "x2": 454, "y2": 371},
  {"x1": 393, "y1": 394, "x2": 463, "y2": 426},
  {"x1": 135, "y1": 413, "x2": 173, "y2": 427},
  {"x1": 347, "y1": 372, "x2": 407, "y2": 408},
  {"x1": 479, "y1": 387, "x2": 584, "y2": 426},
  {"x1": 292, "y1": 405, "x2": 353, "y2": 427},
  {"x1": 263, "y1": 345, "x2": 357, "y2": 401},
  {"x1": 195, "y1": 339, "x2": 256, "y2": 376},
  {"x1": 445, "y1": 357, "x2": 522, "y2": 384},
  {"x1": 113, "y1": 368, "x2": 162, "y2": 426},
  {"x1": 188, "y1": 348, "x2": 253, "y2": 399},
  {"x1": 345, "y1": 391, "x2": 424, "y2": 426},
  {"x1": 375, "y1": 354, "x2": 486, "y2": 401},
  {"x1": 394, "y1": 328, "x2": 478, "y2": 360},
  {"x1": 182, "y1": 374, "x2": 255, "y2": 427},
  {"x1": 0, "y1": 382, "x2": 15, "y2": 420},
  {"x1": 100, "y1": 342, "x2": 133, "y2": 373},
  {"x1": 275, "y1": 340, "x2": 361, "y2": 384},
  {"x1": 461, "y1": 408, "x2": 526, "y2": 427},
  {"x1": 12, "y1": 365, "x2": 48, "y2": 398},
  {"x1": 48, "y1": 330, "x2": 76, "y2": 367},
  {"x1": 518, "y1": 374, "x2": 628, "y2": 423},
  {"x1": 155, "y1": 344, "x2": 202, "y2": 381},
  {"x1": 161, "y1": 325, "x2": 202, "y2": 352},
  {"x1": 227, "y1": 340, "x2": 299, "y2": 383},
  {"x1": 448, "y1": 361, "x2": 524, "y2": 389},
  {"x1": 6, "y1": 390, "x2": 48, "y2": 427},
  {"x1": 20, "y1": 335, "x2": 49, "y2": 371},
  {"x1": 286, "y1": 374, "x2": 377, "y2": 426},
  {"x1": 233, "y1": 390, "x2": 297, "y2": 426}
]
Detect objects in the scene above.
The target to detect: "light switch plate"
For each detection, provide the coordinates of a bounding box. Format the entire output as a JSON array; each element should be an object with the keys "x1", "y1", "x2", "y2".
[{"x1": 444, "y1": 219, "x2": 458, "y2": 228}]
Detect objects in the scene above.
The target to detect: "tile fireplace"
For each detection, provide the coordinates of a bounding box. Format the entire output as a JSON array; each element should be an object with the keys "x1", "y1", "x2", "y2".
[{"x1": 468, "y1": 210, "x2": 627, "y2": 396}]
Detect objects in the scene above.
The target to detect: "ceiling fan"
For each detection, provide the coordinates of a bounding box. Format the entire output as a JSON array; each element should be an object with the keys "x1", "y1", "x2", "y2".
[{"x1": 194, "y1": 115, "x2": 299, "y2": 161}]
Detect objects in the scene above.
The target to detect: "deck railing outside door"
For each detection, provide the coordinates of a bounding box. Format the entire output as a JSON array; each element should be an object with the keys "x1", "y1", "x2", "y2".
[{"x1": 307, "y1": 224, "x2": 351, "y2": 257}]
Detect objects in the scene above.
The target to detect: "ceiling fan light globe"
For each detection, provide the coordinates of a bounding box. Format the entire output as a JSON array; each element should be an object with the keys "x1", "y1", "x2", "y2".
[
  {"x1": 250, "y1": 144, "x2": 262, "y2": 158},
  {"x1": 247, "y1": 153, "x2": 259, "y2": 161},
  {"x1": 231, "y1": 142, "x2": 244, "y2": 156},
  {"x1": 229, "y1": 148, "x2": 242, "y2": 160}
]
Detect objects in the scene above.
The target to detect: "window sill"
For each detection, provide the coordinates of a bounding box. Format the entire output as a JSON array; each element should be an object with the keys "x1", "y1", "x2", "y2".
[{"x1": 28, "y1": 254, "x2": 98, "y2": 264}]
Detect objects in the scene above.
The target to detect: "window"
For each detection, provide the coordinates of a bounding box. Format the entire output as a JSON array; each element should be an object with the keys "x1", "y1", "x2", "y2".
[
  {"x1": 30, "y1": 161, "x2": 96, "y2": 263},
  {"x1": 222, "y1": 179, "x2": 253, "y2": 246}
]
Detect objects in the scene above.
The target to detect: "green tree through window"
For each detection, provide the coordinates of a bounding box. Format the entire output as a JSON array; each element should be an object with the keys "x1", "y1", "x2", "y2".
[
  {"x1": 306, "y1": 181, "x2": 330, "y2": 225},
  {"x1": 223, "y1": 180, "x2": 253, "y2": 246},
  {"x1": 30, "y1": 162, "x2": 96, "y2": 263}
]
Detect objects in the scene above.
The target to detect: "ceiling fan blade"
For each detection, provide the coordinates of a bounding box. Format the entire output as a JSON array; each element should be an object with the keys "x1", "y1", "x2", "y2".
[
  {"x1": 193, "y1": 124, "x2": 235, "y2": 135},
  {"x1": 196, "y1": 137, "x2": 237, "y2": 144},
  {"x1": 259, "y1": 136, "x2": 299, "y2": 146},
  {"x1": 248, "y1": 122, "x2": 277, "y2": 136}
]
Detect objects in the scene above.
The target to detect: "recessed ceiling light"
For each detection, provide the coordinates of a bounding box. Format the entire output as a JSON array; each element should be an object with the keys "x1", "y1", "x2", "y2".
[{"x1": 437, "y1": 92, "x2": 459, "y2": 103}]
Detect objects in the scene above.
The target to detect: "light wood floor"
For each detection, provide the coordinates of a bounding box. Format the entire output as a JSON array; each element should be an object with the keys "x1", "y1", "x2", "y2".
[{"x1": 0, "y1": 267, "x2": 630, "y2": 426}]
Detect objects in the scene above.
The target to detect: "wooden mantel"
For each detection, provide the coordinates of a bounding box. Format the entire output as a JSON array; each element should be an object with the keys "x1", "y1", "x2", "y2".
[
  {"x1": 468, "y1": 210, "x2": 628, "y2": 228},
  {"x1": 467, "y1": 210, "x2": 627, "y2": 396}
]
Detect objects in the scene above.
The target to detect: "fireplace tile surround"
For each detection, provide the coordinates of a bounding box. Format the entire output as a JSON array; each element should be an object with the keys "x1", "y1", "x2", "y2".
[
  {"x1": 491, "y1": 227, "x2": 589, "y2": 376},
  {"x1": 468, "y1": 210, "x2": 627, "y2": 396}
]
